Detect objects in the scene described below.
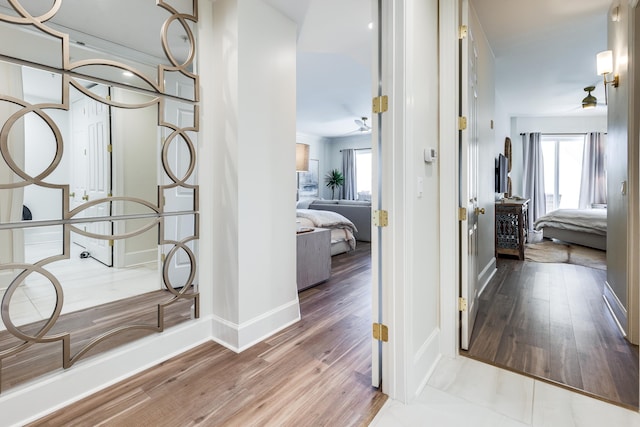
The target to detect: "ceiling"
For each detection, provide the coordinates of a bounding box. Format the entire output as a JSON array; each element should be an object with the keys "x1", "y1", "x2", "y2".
[
  {"x1": 267, "y1": 0, "x2": 611, "y2": 138},
  {"x1": 1, "y1": 0, "x2": 612, "y2": 137}
]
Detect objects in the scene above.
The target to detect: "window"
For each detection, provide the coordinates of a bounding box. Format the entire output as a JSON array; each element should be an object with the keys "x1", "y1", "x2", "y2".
[
  {"x1": 541, "y1": 135, "x2": 584, "y2": 211},
  {"x1": 355, "y1": 149, "x2": 372, "y2": 201}
]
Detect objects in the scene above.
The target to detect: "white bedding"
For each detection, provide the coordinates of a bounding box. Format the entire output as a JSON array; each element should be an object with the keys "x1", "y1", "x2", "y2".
[
  {"x1": 534, "y1": 208, "x2": 607, "y2": 236},
  {"x1": 296, "y1": 209, "x2": 357, "y2": 252}
]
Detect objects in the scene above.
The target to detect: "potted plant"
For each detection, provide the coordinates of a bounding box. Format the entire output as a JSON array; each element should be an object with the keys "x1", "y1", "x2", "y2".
[{"x1": 324, "y1": 169, "x2": 344, "y2": 199}]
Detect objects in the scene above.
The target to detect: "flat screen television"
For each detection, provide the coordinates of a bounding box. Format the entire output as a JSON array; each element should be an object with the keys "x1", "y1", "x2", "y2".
[{"x1": 495, "y1": 153, "x2": 508, "y2": 194}]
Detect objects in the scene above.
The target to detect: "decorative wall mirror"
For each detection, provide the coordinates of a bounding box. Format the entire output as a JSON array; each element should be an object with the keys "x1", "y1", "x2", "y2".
[{"x1": 0, "y1": 0, "x2": 199, "y2": 393}]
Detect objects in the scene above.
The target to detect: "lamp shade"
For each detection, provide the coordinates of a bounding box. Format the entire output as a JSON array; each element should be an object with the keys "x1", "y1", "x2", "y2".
[
  {"x1": 296, "y1": 143, "x2": 310, "y2": 172},
  {"x1": 596, "y1": 50, "x2": 613, "y2": 75}
]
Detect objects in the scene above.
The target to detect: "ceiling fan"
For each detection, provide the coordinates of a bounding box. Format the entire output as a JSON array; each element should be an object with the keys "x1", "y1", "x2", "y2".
[{"x1": 354, "y1": 116, "x2": 371, "y2": 133}]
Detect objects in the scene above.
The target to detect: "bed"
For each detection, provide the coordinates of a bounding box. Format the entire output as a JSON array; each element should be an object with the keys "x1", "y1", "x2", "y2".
[
  {"x1": 533, "y1": 208, "x2": 607, "y2": 250},
  {"x1": 296, "y1": 209, "x2": 357, "y2": 256}
]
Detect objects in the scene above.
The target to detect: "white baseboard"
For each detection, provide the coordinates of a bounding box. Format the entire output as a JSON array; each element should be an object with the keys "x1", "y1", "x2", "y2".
[
  {"x1": 211, "y1": 298, "x2": 301, "y2": 352},
  {"x1": 603, "y1": 281, "x2": 627, "y2": 337},
  {"x1": 411, "y1": 328, "x2": 441, "y2": 399},
  {"x1": 477, "y1": 257, "x2": 497, "y2": 297},
  {"x1": 123, "y1": 248, "x2": 157, "y2": 268}
]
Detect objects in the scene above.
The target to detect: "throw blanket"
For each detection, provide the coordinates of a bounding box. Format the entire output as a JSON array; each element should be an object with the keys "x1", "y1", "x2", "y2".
[
  {"x1": 296, "y1": 209, "x2": 357, "y2": 251},
  {"x1": 534, "y1": 208, "x2": 607, "y2": 235},
  {"x1": 296, "y1": 209, "x2": 358, "y2": 233}
]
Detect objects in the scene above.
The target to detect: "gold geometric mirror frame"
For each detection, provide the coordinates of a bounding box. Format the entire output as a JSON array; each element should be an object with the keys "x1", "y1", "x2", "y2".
[{"x1": 0, "y1": 0, "x2": 199, "y2": 393}]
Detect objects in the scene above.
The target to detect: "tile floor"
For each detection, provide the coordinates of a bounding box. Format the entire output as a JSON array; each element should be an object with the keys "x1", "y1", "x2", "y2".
[
  {"x1": 1, "y1": 241, "x2": 159, "y2": 331},
  {"x1": 370, "y1": 356, "x2": 640, "y2": 427}
]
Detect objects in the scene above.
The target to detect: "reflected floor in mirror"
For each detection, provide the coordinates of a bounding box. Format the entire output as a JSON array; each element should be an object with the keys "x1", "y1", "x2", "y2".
[{"x1": 1, "y1": 241, "x2": 159, "y2": 332}]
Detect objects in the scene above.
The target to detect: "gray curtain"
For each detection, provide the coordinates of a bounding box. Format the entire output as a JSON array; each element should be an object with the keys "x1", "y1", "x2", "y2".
[
  {"x1": 578, "y1": 132, "x2": 607, "y2": 209},
  {"x1": 342, "y1": 149, "x2": 357, "y2": 200},
  {"x1": 522, "y1": 132, "x2": 546, "y2": 231}
]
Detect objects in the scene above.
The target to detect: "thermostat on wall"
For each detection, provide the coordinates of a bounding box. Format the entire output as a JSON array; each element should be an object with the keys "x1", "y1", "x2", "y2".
[{"x1": 424, "y1": 148, "x2": 437, "y2": 163}]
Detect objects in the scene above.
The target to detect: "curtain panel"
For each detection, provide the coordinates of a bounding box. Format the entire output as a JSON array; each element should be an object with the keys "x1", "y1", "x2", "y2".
[
  {"x1": 578, "y1": 132, "x2": 607, "y2": 209},
  {"x1": 342, "y1": 149, "x2": 357, "y2": 200},
  {"x1": 522, "y1": 132, "x2": 546, "y2": 231}
]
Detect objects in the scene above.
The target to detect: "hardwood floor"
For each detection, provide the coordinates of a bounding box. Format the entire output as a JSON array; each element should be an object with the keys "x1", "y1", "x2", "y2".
[
  {"x1": 29, "y1": 242, "x2": 386, "y2": 426},
  {"x1": 464, "y1": 258, "x2": 639, "y2": 409}
]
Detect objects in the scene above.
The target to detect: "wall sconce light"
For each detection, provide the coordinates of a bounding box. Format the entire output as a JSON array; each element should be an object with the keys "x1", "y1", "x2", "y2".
[
  {"x1": 582, "y1": 86, "x2": 597, "y2": 109},
  {"x1": 296, "y1": 143, "x2": 309, "y2": 172},
  {"x1": 596, "y1": 50, "x2": 619, "y2": 104}
]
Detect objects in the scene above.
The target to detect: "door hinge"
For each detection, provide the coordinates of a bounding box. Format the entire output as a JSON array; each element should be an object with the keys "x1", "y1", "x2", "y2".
[
  {"x1": 459, "y1": 25, "x2": 468, "y2": 39},
  {"x1": 107, "y1": 192, "x2": 112, "y2": 197},
  {"x1": 458, "y1": 207, "x2": 467, "y2": 221},
  {"x1": 107, "y1": 144, "x2": 112, "y2": 153},
  {"x1": 108, "y1": 239, "x2": 114, "y2": 247},
  {"x1": 373, "y1": 323, "x2": 389, "y2": 342},
  {"x1": 458, "y1": 116, "x2": 467, "y2": 130},
  {"x1": 372, "y1": 95, "x2": 388, "y2": 114},
  {"x1": 373, "y1": 209, "x2": 388, "y2": 227},
  {"x1": 459, "y1": 297, "x2": 467, "y2": 312},
  {"x1": 161, "y1": 253, "x2": 166, "y2": 263},
  {"x1": 106, "y1": 95, "x2": 112, "y2": 101}
]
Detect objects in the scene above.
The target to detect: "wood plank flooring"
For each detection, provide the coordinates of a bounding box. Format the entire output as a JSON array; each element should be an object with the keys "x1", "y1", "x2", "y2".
[
  {"x1": 30, "y1": 242, "x2": 387, "y2": 426},
  {"x1": 464, "y1": 258, "x2": 639, "y2": 409}
]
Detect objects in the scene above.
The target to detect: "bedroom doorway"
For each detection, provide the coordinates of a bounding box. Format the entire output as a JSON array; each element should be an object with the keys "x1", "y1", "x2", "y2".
[{"x1": 457, "y1": 0, "x2": 639, "y2": 411}]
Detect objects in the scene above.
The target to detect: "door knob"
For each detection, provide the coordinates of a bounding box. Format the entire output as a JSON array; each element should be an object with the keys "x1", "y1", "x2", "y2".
[
  {"x1": 475, "y1": 207, "x2": 485, "y2": 215},
  {"x1": 69, "y1": 192, "x2": 75, "y2": 197}
]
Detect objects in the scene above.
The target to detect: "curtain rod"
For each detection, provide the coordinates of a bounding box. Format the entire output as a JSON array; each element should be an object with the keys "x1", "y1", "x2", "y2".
[{"x1": 339, "y1": 148, "x2": 371, "y2": 152}]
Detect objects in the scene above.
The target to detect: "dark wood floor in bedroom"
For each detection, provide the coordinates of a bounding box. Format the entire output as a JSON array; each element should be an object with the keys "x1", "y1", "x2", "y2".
[
  {"x1": 30, "y1": 242, "x2": 386, "y2": 426},
  {"x1": 463, "y1": 258, "x2": 639, "y2": 409}
]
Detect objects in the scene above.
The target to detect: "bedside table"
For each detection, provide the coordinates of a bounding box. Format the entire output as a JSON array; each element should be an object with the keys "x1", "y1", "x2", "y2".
[{"x1": 495, "y1": 199, "x2": 529, "y2": 260}]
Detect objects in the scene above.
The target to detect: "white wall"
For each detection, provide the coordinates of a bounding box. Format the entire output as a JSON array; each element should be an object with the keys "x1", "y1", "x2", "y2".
[
  {"x1": 211, "y1": 0, "x2": 300, "y2": 350},
  {"x1": 605, "y1": 1, "x2": 630, "y2": 337}
]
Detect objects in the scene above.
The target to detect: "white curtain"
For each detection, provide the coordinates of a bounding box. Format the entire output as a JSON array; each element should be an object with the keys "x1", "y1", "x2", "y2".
[
  {"x1": 578, "y1": 132, "x2": 607, "y2": 209},
  {"x1": 341, "y1": 149, "x2": 357, "y2": 200},
  {"x1": 522, "y1": 132, "x2": 546, "y2": 231}
]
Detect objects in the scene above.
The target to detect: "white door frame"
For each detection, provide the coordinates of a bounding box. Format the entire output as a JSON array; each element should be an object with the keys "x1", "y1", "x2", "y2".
[
  {"x1": 439, "y1": 0, "x2": 462, "y2": 358},
  {"x1": 376, "y1": 0, "x2": 460, "y2": 402}
]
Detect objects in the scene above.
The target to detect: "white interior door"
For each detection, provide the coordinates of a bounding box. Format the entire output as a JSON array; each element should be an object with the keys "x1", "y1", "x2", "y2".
[
  {"x1": 459, "y1": 0, "x2": 480, "y2": 350},
  {"x1": 70, "y1": 85, "x2": 112, "y2": 266},
  {"x1": 161, "y1": 87, "x2": 197, "y2": 289}
]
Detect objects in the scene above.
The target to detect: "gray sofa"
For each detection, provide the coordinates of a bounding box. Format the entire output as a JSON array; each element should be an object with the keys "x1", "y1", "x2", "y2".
[{"x1": 308, "y1": 200, "x2": 371, "y2": 242}]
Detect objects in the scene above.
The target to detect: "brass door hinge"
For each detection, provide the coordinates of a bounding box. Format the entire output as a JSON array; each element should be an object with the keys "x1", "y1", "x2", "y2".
[
  {"x1": 161, "y1": 253, "x2": 166, "y2": 263},
  {"x1": 108, "y1": 239, "x2": 114, "y2": 247},
  {"x1": 373, "y1": 323, "x2": 389, "y2": 342},
  {"x1": 372, "y1": 95, "x2": 388, "y2": 114},
  {"x1": 458, "y1": 207, "x2": 467, "y2": 221},
  {"x1": 458, "y1": 116, "x2": 467, "y2": 130},
  {"x1": 459, "y1": 25, "x2": 468, "y2": 39},
  {"x1": 373, "y1": 210, "x2": 388, "y2": 227},
  {"x1": 107, "y1": 144, "x2": 113, "y2": 153},
  {"x1": 106, "y1": 95, "x2": 112, "y2": 101},
  {"x1": 107, "y1": 192, "x2": 112, "y2": 197},
  {"x1": 459, "y1": 297, "x2": 467, "y2": 312}
]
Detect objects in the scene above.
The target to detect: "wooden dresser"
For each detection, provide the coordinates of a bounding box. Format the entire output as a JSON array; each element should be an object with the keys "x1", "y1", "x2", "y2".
[{"x1": 495, "y1": 199, "x2": 529, "y2": 260}]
